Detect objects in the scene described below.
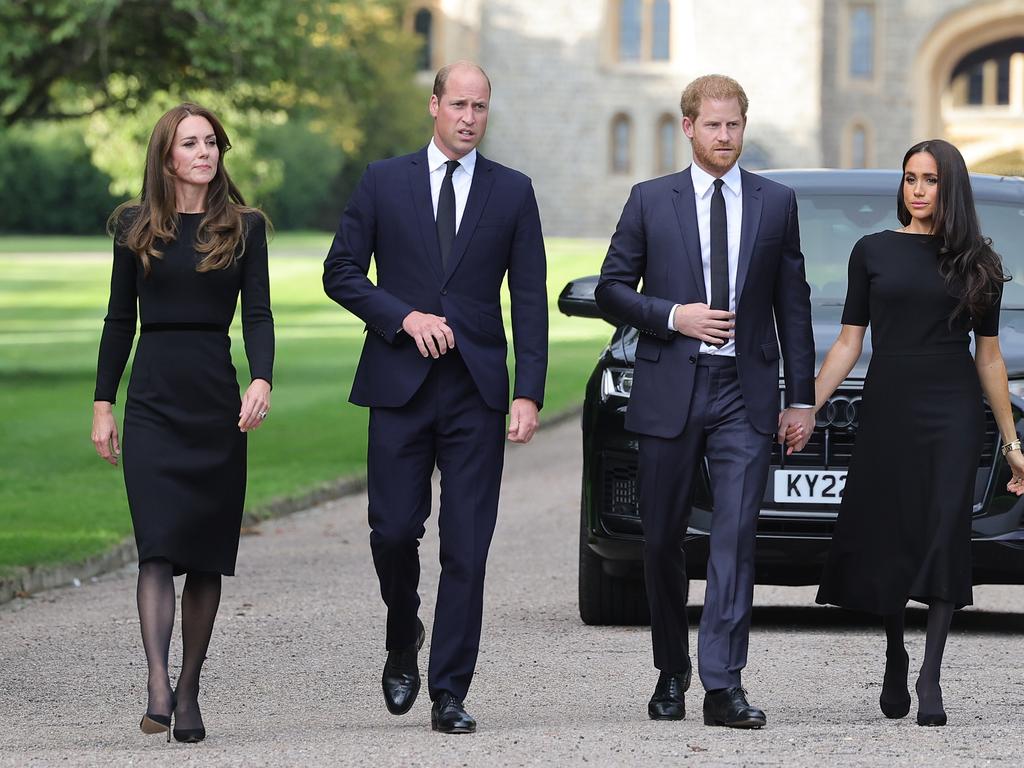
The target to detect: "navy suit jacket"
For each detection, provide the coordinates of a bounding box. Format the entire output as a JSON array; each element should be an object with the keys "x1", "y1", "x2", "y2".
[
  {"x1": 595, "y1": 166, "x2": 814, "y2": 438},
  {"x1": 323, "y1": 147, "x2": 548, "y2": 413}
]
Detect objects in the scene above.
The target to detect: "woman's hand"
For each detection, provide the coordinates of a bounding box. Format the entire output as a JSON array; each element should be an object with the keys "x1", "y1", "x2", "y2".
[
  {"x1": 239, "y1": 378, "x2": 272, "y2": 432},
  {"x1": 92, "y1": 401, "x2": 121, "y2": 466},
  {"x1": 1007, "y1": 449, "x2": 1024, "y2": 495}
]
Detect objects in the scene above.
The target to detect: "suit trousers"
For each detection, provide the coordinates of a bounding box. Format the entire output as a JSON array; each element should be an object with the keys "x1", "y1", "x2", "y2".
[
  {"x1": 366, "y1": 348, "x2": 506, "y2": 701},
  {"x1": 637, "y1": 355, "x2": 772, "y2": 691}
]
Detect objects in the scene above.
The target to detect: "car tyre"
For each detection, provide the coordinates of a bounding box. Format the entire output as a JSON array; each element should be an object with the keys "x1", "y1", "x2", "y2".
[{"x1": 578, "y1": 504, "x2": 651, "y2": 626}]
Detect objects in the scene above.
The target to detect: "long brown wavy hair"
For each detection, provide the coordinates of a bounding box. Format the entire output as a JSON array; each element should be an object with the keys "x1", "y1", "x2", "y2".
[
  {"x1": 108, "y1": 103, "x2": 265, "y2": 275},
  {"x1": 896, "y1": 139, "x2": 1008, "y2": 324}
]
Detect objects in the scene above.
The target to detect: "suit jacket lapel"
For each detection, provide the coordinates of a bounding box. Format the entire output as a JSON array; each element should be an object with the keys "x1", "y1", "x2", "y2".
[
  {"x1": 444, "y1": 154, "x2": 495, "y2": 282},
  {"x1": 736, "y1": 168, "x2": 763, "y2": 303},
  {"x1": 671, "y1": 168, "x2": 707, "y2": 303},
  {"x1": 408, "y1": 147, "x2": 445, "y2": 281}
]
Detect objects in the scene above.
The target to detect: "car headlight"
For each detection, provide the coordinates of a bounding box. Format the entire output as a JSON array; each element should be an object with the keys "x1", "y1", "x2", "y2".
[
  {"x1": 1008, "y1": 380, "x2": 1024, "y2": 402},
  {"x1": 601, "y1": 367, "x2": 633, "y2": 401}
]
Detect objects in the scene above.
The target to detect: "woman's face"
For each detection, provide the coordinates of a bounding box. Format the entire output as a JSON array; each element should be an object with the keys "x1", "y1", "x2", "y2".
[
  {"x1": 902, "y1": 151, "x2": 939, "y2": 231},
  {"x1": 169, "y1": 115, "x2": 219, "y2": 193}
]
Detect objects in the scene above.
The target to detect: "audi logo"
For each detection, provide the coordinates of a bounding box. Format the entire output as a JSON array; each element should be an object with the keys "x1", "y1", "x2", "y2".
[{"x1": 816, "y1": 395, "x2": 862, "y2": 429}]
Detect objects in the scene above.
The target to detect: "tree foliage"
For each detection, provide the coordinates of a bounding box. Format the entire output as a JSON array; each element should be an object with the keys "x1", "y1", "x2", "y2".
[{"x1": 0, "y1": 0, "x2": 434, "y2": 229}]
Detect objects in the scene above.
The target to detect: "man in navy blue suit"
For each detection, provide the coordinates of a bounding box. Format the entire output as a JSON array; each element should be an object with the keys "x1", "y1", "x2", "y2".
[
  {"x1": 323, "y1": 61, "x2": 547, "y2": 734},
  {"x1": 596, "y1": 75, "x2": 815, "y2": 728}
]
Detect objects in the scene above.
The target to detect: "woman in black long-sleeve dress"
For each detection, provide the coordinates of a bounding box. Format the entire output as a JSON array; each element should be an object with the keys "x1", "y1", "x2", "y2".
[
  {"x1": 788, "y1": 140, "x2": 1024, "y2": 726},
  {"x1": 91, "y1": 103, "x2": 274, "y2": 742}
]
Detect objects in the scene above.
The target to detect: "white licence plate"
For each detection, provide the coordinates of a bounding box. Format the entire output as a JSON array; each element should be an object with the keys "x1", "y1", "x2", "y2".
[{"x1": 773, "y1": 470, "x2": 846, "y2": 504}]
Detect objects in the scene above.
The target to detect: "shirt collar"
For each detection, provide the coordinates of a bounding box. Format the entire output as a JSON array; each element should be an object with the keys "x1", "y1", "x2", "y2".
[
  {"x1": 690, "y1": 162, "x2": 742, "y2": 199},
  {"x1": 428, "y1": 139, "x2": 477, "y2": 176}
]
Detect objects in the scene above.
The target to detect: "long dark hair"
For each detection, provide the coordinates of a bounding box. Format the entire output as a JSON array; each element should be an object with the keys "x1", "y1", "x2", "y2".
[
  {"x1": 107, "y1": 103, "x2": 266, "y2": 276},
  {"x1": 897, "y1": 139, "x2": 1007, "y2": 323}
]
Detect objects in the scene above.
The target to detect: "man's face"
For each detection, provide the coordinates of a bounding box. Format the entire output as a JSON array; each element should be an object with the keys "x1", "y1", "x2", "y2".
[
  {"x1": 682, "y1": 97, "x2": 745, "y2": 176},
  {"x1": 429, "y1": 66, "x2": 490, "y2": 160}
]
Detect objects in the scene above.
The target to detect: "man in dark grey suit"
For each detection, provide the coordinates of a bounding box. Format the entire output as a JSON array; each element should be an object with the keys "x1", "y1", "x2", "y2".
[{"x1": 596, "y1": 74, "x2": 815, "y2": 728}]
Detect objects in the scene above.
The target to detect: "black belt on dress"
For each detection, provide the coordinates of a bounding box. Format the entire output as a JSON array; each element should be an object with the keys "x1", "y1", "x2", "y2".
[{"x1": 140, "y1": 322, "x2": 229, "y2": 334}]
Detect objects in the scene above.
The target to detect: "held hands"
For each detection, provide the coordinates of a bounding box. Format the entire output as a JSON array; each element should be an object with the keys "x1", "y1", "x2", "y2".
[
  {"x1": 1006, "y1": 449, "x2": 1024, "y2": 495},
  {"x1": 92, "y1": 401, "x2": 120, "y2": 466},
  {"x1": 673, "y1": 303, "x2": 735, "y2": 345},
  {"x1": 778, "y1": 407, "x2": 815, "y2": 456},
  {"x1": 239, "y1": 378, "x2": 272, "y2": 432},
  {"x1": 403, "y1": 311, "x2": 455, "y2": 359},
  {"x1": 507, "y1": 398, "x2": 539, "y2": 444}
]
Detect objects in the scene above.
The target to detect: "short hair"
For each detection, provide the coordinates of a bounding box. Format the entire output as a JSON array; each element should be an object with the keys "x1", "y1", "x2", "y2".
[
  {"x1": 433, "y1": 61, "x2": 492, "y2": 99},
  {"x1": 679, "y1": 75, "x2": 749, "y2": 121}
]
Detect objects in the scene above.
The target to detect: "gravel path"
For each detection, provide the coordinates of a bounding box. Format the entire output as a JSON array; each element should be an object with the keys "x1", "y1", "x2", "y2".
[{"x1": 2, "y1": 417, "x2": 1023, "y2": 767}]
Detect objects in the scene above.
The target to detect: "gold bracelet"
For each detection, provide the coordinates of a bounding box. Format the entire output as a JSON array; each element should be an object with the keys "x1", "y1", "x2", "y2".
[{"x1": 1001, "y1": 439, "x2": 1022, "y2": 456}]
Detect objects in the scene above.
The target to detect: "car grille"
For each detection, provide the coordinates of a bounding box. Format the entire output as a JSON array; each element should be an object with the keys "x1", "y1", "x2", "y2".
[
  {"x1": 601, "y1": 453, "x2": 638, "y2": 518},
  {"x1": 772, "y1": 388, "x2": 999, "y2": 469}
]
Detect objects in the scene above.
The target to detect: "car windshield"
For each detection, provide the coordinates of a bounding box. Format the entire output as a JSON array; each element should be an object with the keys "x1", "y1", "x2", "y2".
[{"x1": 797, "y1": 193, "x2": 1024, "y2": 308}]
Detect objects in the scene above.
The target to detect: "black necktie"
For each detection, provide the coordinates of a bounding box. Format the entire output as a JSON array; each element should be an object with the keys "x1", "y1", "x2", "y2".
[
  {"x1": 437, "y1": 159, "x2": 459, "y2": 270},
  {"x1": 710, "y1": 178, "x2": 729, "y2": 312}
]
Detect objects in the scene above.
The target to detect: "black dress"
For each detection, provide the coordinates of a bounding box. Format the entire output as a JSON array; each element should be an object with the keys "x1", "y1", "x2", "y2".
[
  {"x1": 94, "y1": 211, "x2": 274, "y2": 576},
  {"x1": 815, "y1": 230, "x2": 1000, "y2": 613}
]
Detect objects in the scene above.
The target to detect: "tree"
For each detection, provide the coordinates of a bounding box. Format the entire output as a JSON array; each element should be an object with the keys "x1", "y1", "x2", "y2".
[{"x1": 0, "y1": 0, "x2": 423, "y2": 126}]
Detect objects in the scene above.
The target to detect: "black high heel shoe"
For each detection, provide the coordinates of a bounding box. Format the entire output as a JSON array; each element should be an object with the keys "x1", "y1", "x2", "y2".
[
  {"x1": 915, "y1": 678, "x2": 947, "y2": 727},
  {"x1": 139, "y1": 712, "x2": 172, "y2": 742},
  {"x1": 879, "y1": 648, "x2": 911, "y2": 719},
  {"x1": 172, "y1": 688, "x2": 206, "y2": 743},
  {"x1": 140, "y1": 691, "x2": 175, "y2": 742}
]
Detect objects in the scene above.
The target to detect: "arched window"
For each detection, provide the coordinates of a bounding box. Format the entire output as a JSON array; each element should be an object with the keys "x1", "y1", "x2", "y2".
[
  {"x1": 656, "y1": 114, "x2": 676, "y2": 175},
  {"x1": 618, "y1": 0, "x2": 643, "y2": 62},
  {"x1": 611, "y1": 113, "x2": 632, "y2": 174},
  {"x1": 849, "y1": 4, "x2": 875, "y2": 79},
  {"x1": 951, "y1": 38, "x2": 1024, "y2": 107},
  {"x1": 651, "y1": 0, "x2": 671, "y2": 61},
  {"x1": 414, "y1": 8, "x2": 433, "y2": 72},
  {"x1": 616, "y1": 0, "x2": 671, "y2": 62},
  {"x1": 851, "y1": 125, "x2": 867, "y2": 168}
]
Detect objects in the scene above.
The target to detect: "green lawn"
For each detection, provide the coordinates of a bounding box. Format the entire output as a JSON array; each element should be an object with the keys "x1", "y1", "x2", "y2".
[{"x1": 0, "y1": 233, "x2": 612, "y2": 573}]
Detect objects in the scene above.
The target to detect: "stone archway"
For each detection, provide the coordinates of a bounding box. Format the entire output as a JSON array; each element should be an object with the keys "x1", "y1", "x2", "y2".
[{"x1": 913, "y1": 1, "x2": 1024, "y2": 170}]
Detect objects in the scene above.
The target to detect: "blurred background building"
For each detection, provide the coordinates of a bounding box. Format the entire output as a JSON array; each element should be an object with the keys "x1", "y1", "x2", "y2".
[{"x1": 408, "y1": 0, "x2": 1024, "y2": 235}]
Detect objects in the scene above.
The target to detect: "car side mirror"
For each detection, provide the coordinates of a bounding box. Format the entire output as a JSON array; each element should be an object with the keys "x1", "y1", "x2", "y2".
[{"x1": 558, "y1": 276, "x2": 623, "y2": 326}]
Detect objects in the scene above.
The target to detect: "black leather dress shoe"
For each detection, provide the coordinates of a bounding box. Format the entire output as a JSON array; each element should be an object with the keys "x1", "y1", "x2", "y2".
[
  {"x1": 382, "y1": 618, "x2": 425, "y2": 715},
  {"x1": 703, "y1": 687, "x2": 767, "y2": 729},
  {"x1": 648, "y1": 665, "x2": 691, "y2": 720},
  {"x1": 431, "y1": 692, "x2": 476, "y2": 734}
]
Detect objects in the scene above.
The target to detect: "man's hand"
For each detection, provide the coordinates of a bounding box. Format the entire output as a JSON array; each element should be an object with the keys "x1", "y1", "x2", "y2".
[
  {"x1": 402, "y1": 311, "x2": 455, "y2": 358},
  {"x1": 673, "y1": 303, "x2": 735, "y2": 345},
  {"x1": 507, "y1": 398, "x2": 539, "y2": 444},
  {"x1": 778, "y1": 407, "x2": 815, "y2": 455}
]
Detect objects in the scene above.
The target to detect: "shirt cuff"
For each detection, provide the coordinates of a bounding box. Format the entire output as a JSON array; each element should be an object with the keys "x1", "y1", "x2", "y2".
[
  {"x1": 668, "y1": 304, "x2": 680, "y2": 331},
  {"x1": 789, "y1": 403, "x2": 813, "y2": 408}
]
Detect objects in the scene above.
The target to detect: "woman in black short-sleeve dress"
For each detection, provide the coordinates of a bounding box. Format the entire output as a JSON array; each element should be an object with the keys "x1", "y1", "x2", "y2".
[
  {"x1": 91, "y1": 103, "x2": 274, "y2": 742},
  {"x1": 791, "y1": 140, "x2": 1024, "y2": 727}
]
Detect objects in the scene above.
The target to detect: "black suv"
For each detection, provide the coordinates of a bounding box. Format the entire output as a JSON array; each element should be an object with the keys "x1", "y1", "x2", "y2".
[{"x1": 560, "y1": 169, "x2": 1024, "y2": 625}]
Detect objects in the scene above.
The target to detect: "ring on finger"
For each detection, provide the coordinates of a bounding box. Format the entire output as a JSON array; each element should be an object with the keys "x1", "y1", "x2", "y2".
[{"x1": 258, "y1": 410, "x2": 268, "y2": 419}]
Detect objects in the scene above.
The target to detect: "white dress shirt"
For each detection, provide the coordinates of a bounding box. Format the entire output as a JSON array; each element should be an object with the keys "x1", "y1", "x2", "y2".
[
  {"x1": 427, "y1": 138, "x2": 476, "y2": 233},
  {"x1": 668, "y1": 163, "x2": 743, "y2": 357}
]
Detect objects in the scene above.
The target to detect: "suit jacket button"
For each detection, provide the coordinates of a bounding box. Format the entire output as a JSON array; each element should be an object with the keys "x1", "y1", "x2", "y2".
[
  {"x1": 441, "y1": 288, "x2": 448, "y2": 295},
  {"x1": 688, "y1": 355, "x2": 696, "y2": 364}
]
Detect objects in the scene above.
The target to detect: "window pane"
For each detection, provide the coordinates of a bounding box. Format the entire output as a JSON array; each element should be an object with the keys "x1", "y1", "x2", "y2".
[
  {"x1": 968, "y1": 64, "x2": 985, "y2": 105},
  {"x1": 998, "y1": 56, "x2": 1011, "y2": 104},
  {"x1": 612, "y1": 116, "x2": 631, "y2": 172},
  {"x1": 850, "y1": 6, "x2": 874, "y2": 78},
  {"x1": 414, "y1": 9, "x2": 432, "y2": 72},
  {"x1": 851, "y1": 127, "x2": 867, "y2": 168},
  {"x1": 658, "y1": 118, "x2": 675, "y2": 174},
  {"x1": 652, "y1": 0, "x2": 670, "y2": 61},
  {"x1": 619, "y1": 0, "x2": 642, "y2": 61}
]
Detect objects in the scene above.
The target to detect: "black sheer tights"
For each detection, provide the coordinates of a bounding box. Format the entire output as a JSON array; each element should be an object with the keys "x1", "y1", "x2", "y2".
[
  {"x1": 882, "y1": 600, "x2": 955, "y2": 718},
  {"x1": 136, "y1": 560, "x2": 222, "y2": 730}
]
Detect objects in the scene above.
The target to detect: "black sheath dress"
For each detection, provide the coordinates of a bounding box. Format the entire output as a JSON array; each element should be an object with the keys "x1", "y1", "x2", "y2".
[
  {"x1": 815, "y1": 230, "x2": 1000, "y2": 613},
  {"x1": 94, "y1": 211, "x2": 274, "y2": 575}
]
